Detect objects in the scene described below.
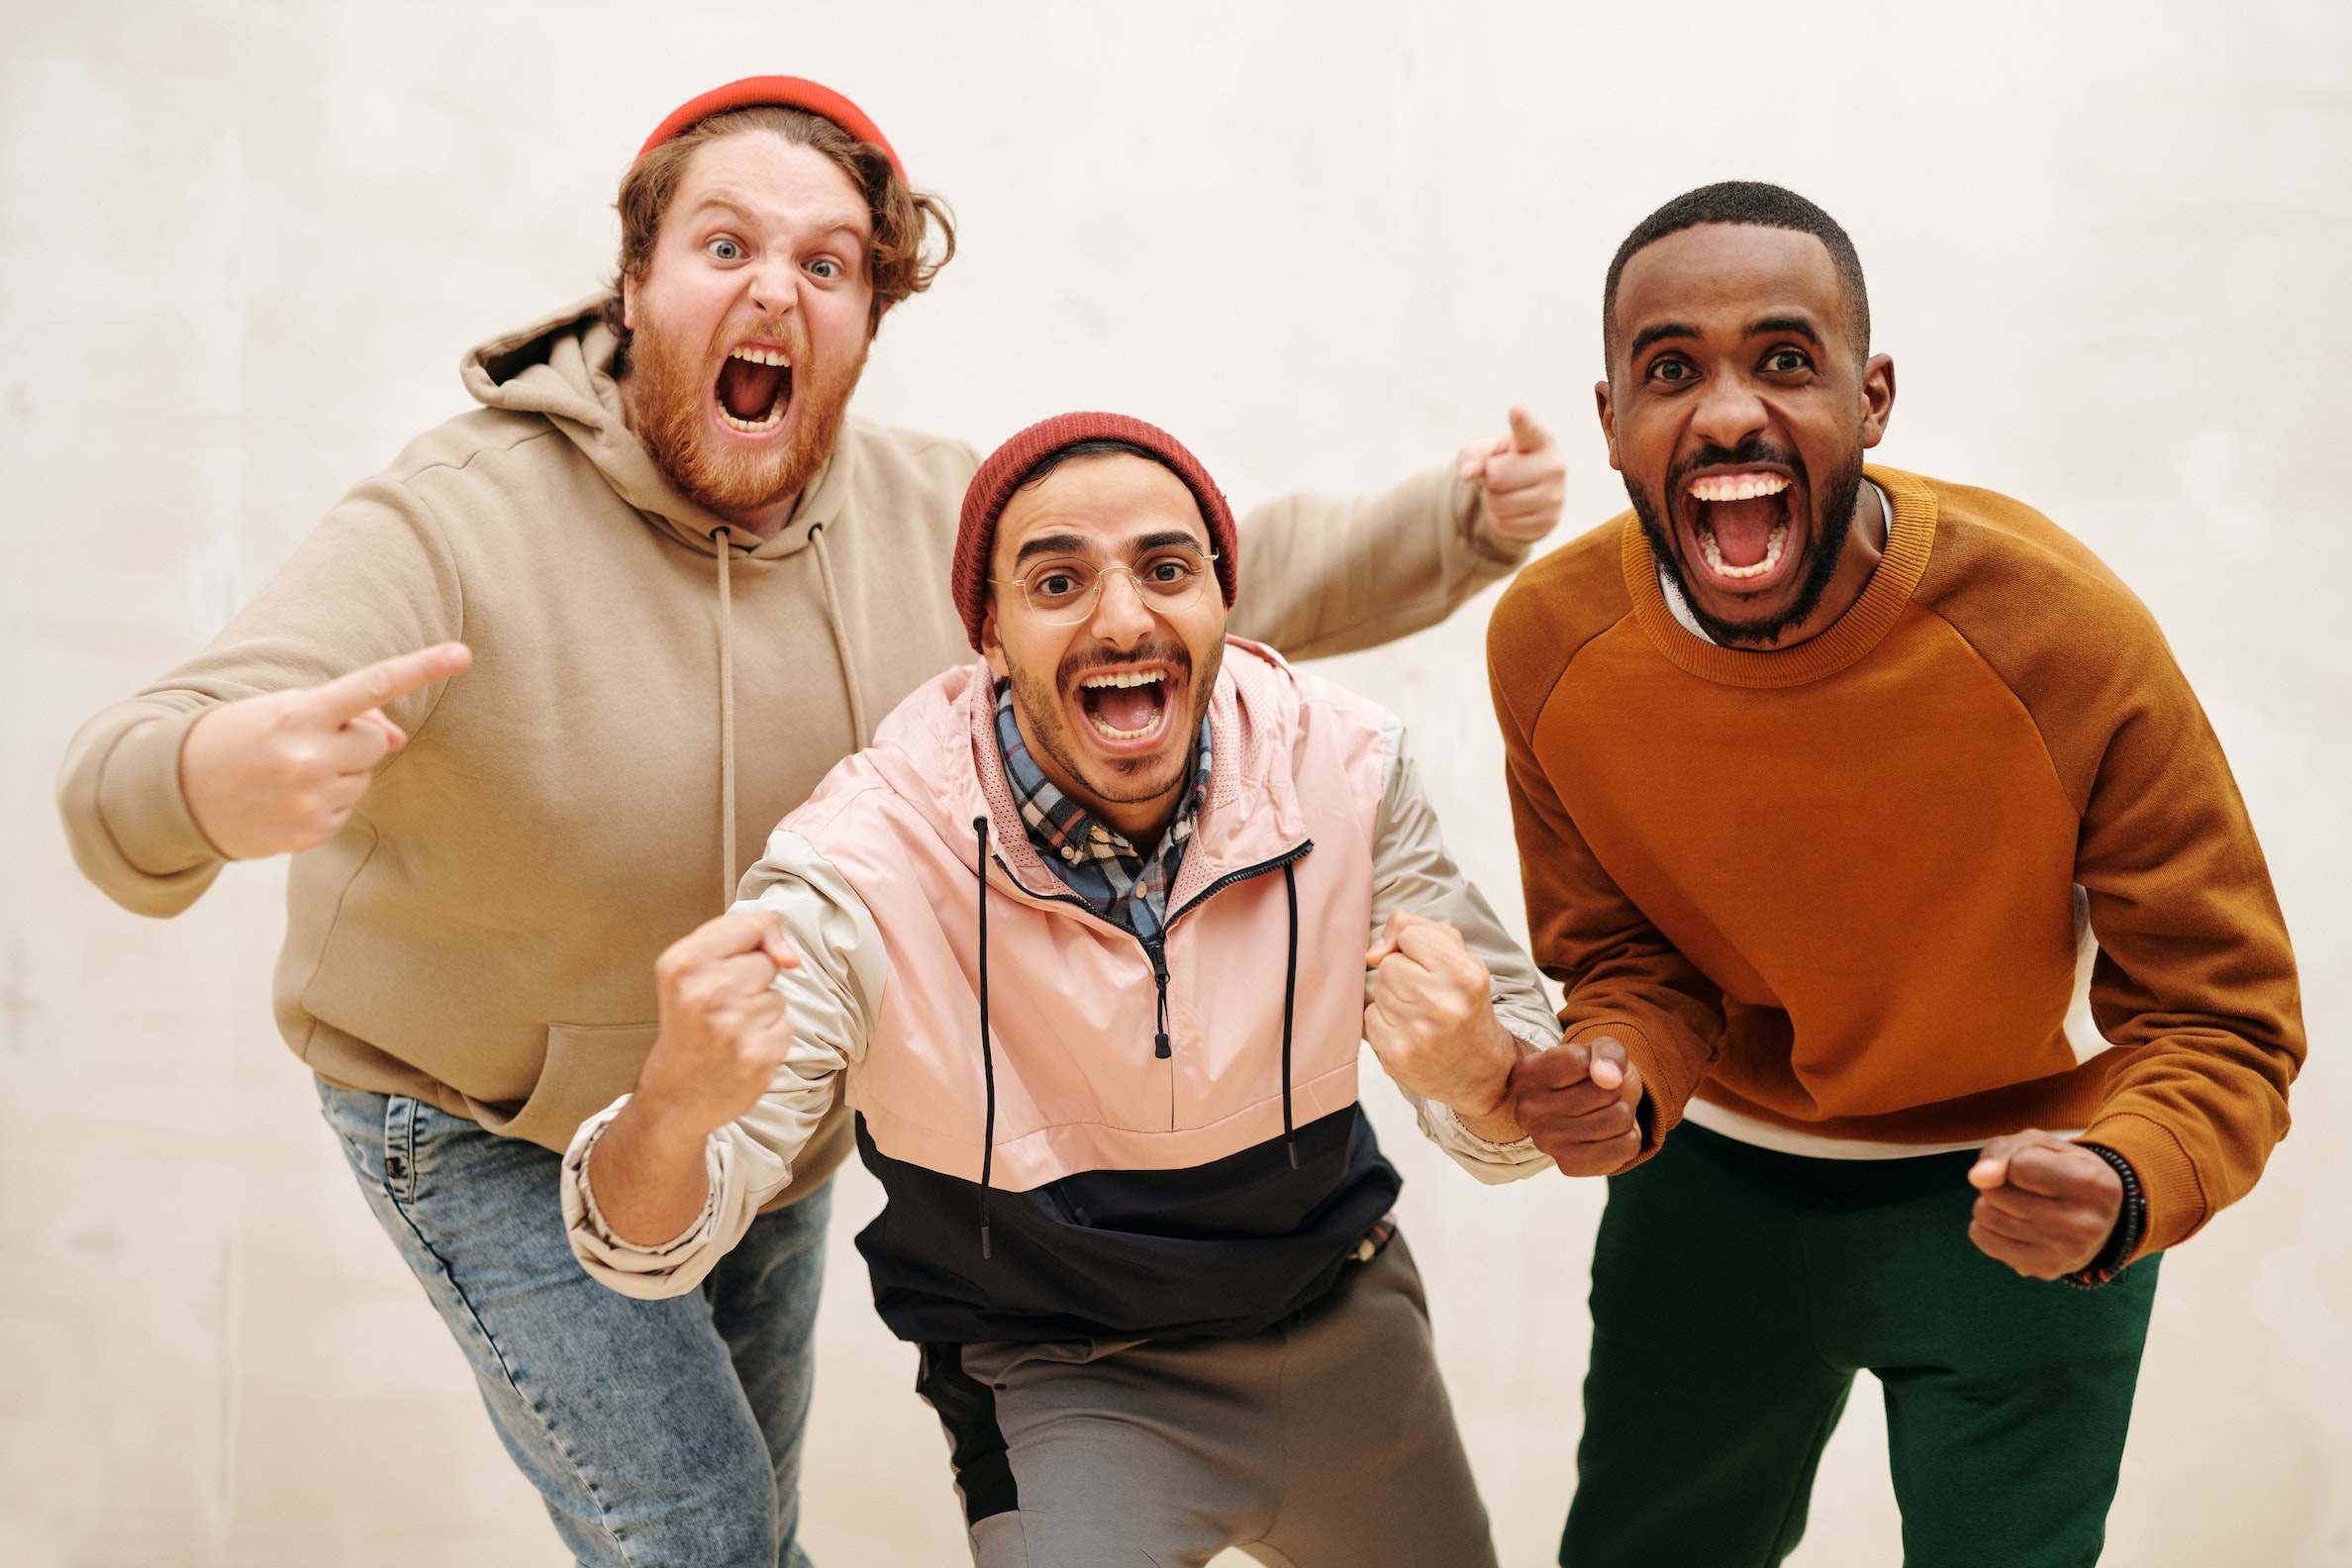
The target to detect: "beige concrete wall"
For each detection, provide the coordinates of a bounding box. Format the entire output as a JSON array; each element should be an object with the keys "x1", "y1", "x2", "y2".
[{"x1": 3, "y1": 2, "x2": 2345, "y2": 1562}]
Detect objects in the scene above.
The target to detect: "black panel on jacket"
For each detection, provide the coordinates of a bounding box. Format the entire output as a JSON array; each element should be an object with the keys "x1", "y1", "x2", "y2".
[{"x1": 853, "y1": 1105, "x2": 1401, "y2": 1344}]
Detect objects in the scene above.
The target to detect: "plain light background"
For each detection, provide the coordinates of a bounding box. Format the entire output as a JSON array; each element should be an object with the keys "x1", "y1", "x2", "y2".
[{"x1": 3, "y1": 2, "x2": 2346, "y2": 1564}]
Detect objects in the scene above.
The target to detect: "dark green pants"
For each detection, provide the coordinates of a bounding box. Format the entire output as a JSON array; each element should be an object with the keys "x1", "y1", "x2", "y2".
[{"x1": 1564, "y1": 1123, "x2": 2160, "y2": 1568}]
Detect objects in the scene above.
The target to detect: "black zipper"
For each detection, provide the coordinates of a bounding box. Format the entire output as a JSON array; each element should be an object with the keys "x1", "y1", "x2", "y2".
[{"x1": 987, "y1": 837, "x2": 1317, "y2": 1060}]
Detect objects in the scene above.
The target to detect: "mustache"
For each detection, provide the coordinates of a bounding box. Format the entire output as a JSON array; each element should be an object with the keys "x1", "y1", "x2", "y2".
[
  {"x1": 1668, "y1": 438, "x2": 1805, "y2": 500},
  {"x1": 1057, "y1": 638, "x2": 1191, "y2": 690}
]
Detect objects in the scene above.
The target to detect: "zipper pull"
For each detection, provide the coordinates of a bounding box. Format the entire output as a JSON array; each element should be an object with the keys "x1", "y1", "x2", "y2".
[{"x1": 1148, "y1": 941, "x2": 1172, "y2": 1059}]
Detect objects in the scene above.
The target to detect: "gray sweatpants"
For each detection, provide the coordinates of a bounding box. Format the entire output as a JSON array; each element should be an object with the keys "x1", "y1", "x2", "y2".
[{"x1": 914, "y1": 1230, "x2": 1498, "y2": 1568}]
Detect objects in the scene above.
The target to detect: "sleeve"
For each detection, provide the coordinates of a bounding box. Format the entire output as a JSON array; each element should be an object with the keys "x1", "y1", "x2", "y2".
[
  {"x1": 1226, "y1": 465, "x2": 1528, "y2": 660},
  {"x1": 2069, "y1": 660, "x2": 2304, "y2": 1261},
  {"x1": 1492, "y1": 653, "x2": 1725, "y2": 1164},
  {"x1": 1366, "y1": 711, "x2": 1560, "y2": 1183},
  {"x1": 54, "y1": 471, "x2": 467, "y2": 917},
  {"x1": 561, "y1": 828, "x2": 890, "y2": 1298}
]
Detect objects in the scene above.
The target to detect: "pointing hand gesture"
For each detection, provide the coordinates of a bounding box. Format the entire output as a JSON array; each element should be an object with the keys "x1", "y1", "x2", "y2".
[
  {"x1": 179, "y1": 642, "x2": 473, "y2": 859},
  {"x1": 1457, "y1": 406, "x2": 1566, "y2": 543}
]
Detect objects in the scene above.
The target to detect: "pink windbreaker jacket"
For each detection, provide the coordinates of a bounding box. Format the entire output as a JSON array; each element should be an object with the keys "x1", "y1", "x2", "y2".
[{"x1": 564, "y1": 641, "x2": 1559, "y2": 1340}]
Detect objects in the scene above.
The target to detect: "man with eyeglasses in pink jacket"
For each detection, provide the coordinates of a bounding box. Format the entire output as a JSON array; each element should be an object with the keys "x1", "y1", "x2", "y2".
[{"x1": 566, "y1": 413, "x2": 1563, "y2": 1566}]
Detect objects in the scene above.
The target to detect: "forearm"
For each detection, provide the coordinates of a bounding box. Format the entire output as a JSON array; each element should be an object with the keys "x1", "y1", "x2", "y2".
[
  {"x1": 584, "y1": 1097, "x2": 720, "y2": 1247},
  {"x1": 1228, "y1": 466, "x2": 1523, "y2": 660}
]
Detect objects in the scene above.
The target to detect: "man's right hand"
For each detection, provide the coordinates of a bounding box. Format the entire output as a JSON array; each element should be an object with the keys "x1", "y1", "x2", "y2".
[
  {"x1": 179, "y1": 642, "x2": 473, "y2": 858},
  {"x1": 1510, "y1": 1034, "x2": 1646, "y2": 1176},
  {"x1": 590, "y1": 912, "x2": 801, "y2": 1246}
]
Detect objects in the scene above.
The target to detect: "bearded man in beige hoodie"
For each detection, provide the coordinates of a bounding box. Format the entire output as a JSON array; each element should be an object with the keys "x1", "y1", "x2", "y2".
[{"x1": 56, "y1": 76, "x2": 1567, "y2": 1568}]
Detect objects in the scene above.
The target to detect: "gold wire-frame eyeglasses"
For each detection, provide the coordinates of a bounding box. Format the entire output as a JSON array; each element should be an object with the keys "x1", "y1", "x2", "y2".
[{"x1": 988, "y1": 548, "x2": 1222, "y2": 627}]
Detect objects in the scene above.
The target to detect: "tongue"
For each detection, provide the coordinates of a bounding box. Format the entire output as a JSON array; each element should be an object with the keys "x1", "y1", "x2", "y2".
[
  {"x1": 1089, "y1": 684, "x2": 1160, "y2": 734},
  {"x1": 1706, "y1": 497, "x2": 1780, "y2": 568},
  {"x1": 717, "y1": 357, "x2": 787, "y2": 421}
]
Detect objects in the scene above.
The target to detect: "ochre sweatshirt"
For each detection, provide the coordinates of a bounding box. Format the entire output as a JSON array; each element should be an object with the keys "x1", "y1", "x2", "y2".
[
  {"x1": 1488, "y1": 465, "x2": 2303, "y2": 1260},
  {"x1": 56, "y1": 295, "x2": 1532, "y2": 1205}
]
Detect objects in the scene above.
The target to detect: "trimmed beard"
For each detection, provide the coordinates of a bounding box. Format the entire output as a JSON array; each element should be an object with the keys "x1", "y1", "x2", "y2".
[
  {"x1": 1628, "y1": 438, "x2": 1866, "y2": 648},
  {"x1": 1007, "y1": 634, "x2": 1222, "y2": 813},
  {"x1": 627, "y1": 311, "x2": 867, "y2": 521}
]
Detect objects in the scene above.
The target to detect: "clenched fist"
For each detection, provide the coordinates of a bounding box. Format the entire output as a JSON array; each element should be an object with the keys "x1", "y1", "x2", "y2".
[
  {"x1": 1966, "y1": 1129, "x2": 2124, "y2": 1280},
  {"x1": 1363, "y1": 911, "x2": 1526, "y2": 1143},
  {"x1": 590, "y1": 911, "x2": 801, "y2": 1246},
  {"x1": 180, "y1": 642, "x2": 473, "y2": 858},
  {"x1": 1510, "y1": 1034, "x2": 1645, "y2": 1176}
]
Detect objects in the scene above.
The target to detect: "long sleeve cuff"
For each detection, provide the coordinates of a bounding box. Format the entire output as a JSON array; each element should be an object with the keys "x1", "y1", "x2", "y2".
[
  {"x1": 96, "y1": 706, "x2": 223, "y2": 878},
  {"x1": 560, "y1": 1097, "x2": 779, "y2": 1298}
]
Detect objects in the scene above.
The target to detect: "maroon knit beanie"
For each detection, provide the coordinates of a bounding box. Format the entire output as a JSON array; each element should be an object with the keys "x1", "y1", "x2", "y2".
[{"x1": 953, "y1": 413, "x2": 1239, "y2": 650}]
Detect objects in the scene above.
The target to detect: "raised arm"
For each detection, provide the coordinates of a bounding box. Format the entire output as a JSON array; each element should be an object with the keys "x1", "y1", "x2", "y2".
[
  {"x1": 55, "y1": 478, "x2": 468, "y2": 916},
  {"x1": 562, "y1": 829, "x2": 888, "y2": 1299},
  {"x1": 1225, "y1": 409, "x2": 1565, "y2": 659},
  {"x1": 1359, "y1": 712, "x2": 1563, "y2": 1183}
]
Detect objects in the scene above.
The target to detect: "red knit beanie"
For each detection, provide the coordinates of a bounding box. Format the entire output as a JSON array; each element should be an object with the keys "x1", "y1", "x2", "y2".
[
  {"x1": 953, "y1": 413, "x2": 1239, "y2": 650},
  {"x1": 637, "y1": 76, "x2": 906, "y2": 177}
]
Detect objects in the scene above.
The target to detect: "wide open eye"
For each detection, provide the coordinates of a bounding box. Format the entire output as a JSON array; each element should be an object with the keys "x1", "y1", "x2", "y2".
[
  {"x1": 1762, "y1": 347, "x2": 1811, "y2": 374},
  {"x1": 708, "y1": 237, "x2": 744, "y2": 262},
  {"x1": 1027, "y1": 562, "x2": 1095, "y2": 608},
  {"x1": 808, "y1": 257, "x2": 840, "y2": 280},
  {"x1": 1648, "y1": 355, "x2": 1694, "y2": 385}
]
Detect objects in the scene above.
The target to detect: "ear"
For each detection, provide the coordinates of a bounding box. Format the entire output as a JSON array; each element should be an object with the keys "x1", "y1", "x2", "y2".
[
  {"x1": 621, "y1": 271, "x2": 639, "y2": 333},
  {"x1": 979, "y1": 604, "x2": 1011, "y2": 680},
  {"x1": 1594, "y1": 379, "x2": 1622, "y2": 472},
  {"x1": 1859, "y1": 353, "x2": 1897, "y2": 449}
]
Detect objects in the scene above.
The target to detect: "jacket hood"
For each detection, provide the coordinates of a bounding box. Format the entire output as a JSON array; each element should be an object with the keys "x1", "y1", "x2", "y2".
[{"x1": 458, "y1": 293, "x2": 849, "y2": 563}]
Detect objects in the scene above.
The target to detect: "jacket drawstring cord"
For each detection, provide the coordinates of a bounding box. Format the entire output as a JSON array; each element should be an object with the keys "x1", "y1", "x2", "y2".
[
  {"x1": 716, "y1": 527, "x2": 737, "y2": 911},
  {"x1": 1282, "y1": 861, "x2": 1300, "y2": 1169},
  {"x1": 811, "y1": 525, "x2": 870, "y2": 750},
  {"x1": 973, "y1": 814, "x2": 996, "y2": 1259}
]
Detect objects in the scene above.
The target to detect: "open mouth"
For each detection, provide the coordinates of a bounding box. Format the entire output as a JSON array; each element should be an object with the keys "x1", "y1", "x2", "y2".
[
  {"x1": 1076, "y1": 667, "x2": 1173, "y2": 742},
  {"x1": 1686, "y1": 470, "x2": 1794, "y2": 586},
  {"x1": 714, "y1": 344, "x2": 792, "y2": 435}
]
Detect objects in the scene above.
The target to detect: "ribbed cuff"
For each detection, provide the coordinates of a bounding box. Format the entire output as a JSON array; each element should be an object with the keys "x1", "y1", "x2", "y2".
[
  {"x1": 2078, "y1": 1111, "x2": 2205, "y2": 1260},
  {"x1": 96, "y1": 707, "x2": 223, "y2": 877},
  {"x1": 2062, "y1": 1143, "x2": 2146, "y2": 1289}
]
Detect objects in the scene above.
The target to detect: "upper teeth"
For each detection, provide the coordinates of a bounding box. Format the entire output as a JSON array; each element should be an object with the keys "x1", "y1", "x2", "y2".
[
  {"x1": 731, "y1": 347, "x2": 791, "y2": 366},
  {"x1": 1689, "y1": 472, "x2": 1789, "y2": 502},
  {"x1": 1082, "y1": 671, "x2": 1163, "y2": 688}
]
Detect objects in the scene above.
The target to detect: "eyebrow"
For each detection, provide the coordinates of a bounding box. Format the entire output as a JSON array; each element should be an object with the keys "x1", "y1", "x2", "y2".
[
  {"x1": 1750, "y1": 315, "x2": 1823, "y2": 346},
  {"x1": 1012, "y1": 529, "x2": 1209, "y2": 567},
  {"x1": 1628, "y1": 322, "x2": 1700, "y2": 357},
  {"x1": 688, "y1": 190, "x2": 869, "y2": 240}
]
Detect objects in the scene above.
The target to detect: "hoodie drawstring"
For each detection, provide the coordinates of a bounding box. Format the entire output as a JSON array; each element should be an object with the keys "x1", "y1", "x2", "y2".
[
  {"x1": 716, "y1": 527, "x2": 737, "y2": 910},
  {"x1": 1282, "y1": 862, "x2": 1300, "y2": 1170},
  {"x1": 811, "y1": 525, "x2": 869, "y2": 750},
  {"x1": 973, "y1": 815, "x2": 996, "y2": 1260}
]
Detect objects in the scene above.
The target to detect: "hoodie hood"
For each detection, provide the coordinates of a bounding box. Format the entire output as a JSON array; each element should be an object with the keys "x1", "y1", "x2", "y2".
[{"x1": 459, "y1": 293, "x2": 849, "y2": 563}]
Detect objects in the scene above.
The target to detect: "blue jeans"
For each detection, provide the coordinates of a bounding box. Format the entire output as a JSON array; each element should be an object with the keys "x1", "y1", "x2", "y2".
[{"x1": 318, "y1": 1079, "x2": 828, "y2": 1568}]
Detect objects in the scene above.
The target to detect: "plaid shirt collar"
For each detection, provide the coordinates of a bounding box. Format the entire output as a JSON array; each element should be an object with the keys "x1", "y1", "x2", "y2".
[{"x1": 993, "y1": 680, "x2": 1213, "y2": 944}]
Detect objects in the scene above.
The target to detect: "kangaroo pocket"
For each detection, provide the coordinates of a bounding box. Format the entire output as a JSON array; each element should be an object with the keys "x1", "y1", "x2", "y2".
[{"x1": 466, "y1": 1022, "x2": 659, "y2": 1153}]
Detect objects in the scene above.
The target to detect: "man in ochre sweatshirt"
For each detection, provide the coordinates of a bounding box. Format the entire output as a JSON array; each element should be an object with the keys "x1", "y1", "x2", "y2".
[
  {"x1": 55, "y1": 78, "x2": 1567, "y2": 1568},
  {"x1": 1489, "y1": 181, "x2": 2303, "y2": 1567}
]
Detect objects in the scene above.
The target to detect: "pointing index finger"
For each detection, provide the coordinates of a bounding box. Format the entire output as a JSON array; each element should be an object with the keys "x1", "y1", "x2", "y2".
[
  {"x1": 306, "y1": 643, "x2": 473, "y2": 726},
  {"x1": 1508, "y1": 405, "x2": 1551, "y2": 453}
]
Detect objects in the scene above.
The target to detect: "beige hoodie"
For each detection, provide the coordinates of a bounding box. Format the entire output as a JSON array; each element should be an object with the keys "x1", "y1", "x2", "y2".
[{"x1": 56, "y1": 295, "x2": 1531, "y2": 1205}]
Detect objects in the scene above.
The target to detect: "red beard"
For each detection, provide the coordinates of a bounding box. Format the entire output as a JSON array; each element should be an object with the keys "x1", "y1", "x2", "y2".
[{"x1": 627, "y1": 312, "x2": 867, "y2": 520}]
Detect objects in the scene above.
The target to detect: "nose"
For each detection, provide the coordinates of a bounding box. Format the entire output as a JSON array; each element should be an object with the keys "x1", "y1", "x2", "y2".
[
  {"x1": 745, "y1": 256, "x2": 801, "y2": 320},
  {"x1": 1086, "y1": 568, "x2": 1155, "y2": 650},
  {"x1": 1688, "y1": 367, "x2": 1769, "y2": 455}
]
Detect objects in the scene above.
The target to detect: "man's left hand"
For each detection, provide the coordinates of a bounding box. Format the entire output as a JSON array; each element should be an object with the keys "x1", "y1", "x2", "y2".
[
  {"x1": 1364, "y1": 911, "x2": 1526, "y2": 1141},
  {"x1": 1966, "y1": 1129, "x2": 2123, "y2": 1279},
  {"x1": 1459, "y1": 406, "x2": 1566, "y2": 543}
]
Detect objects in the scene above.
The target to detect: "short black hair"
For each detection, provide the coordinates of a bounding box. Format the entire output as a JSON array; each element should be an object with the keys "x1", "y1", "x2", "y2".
[{"x1": 1603, "y1": 181, "x2": 1870, "y2": 365}]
